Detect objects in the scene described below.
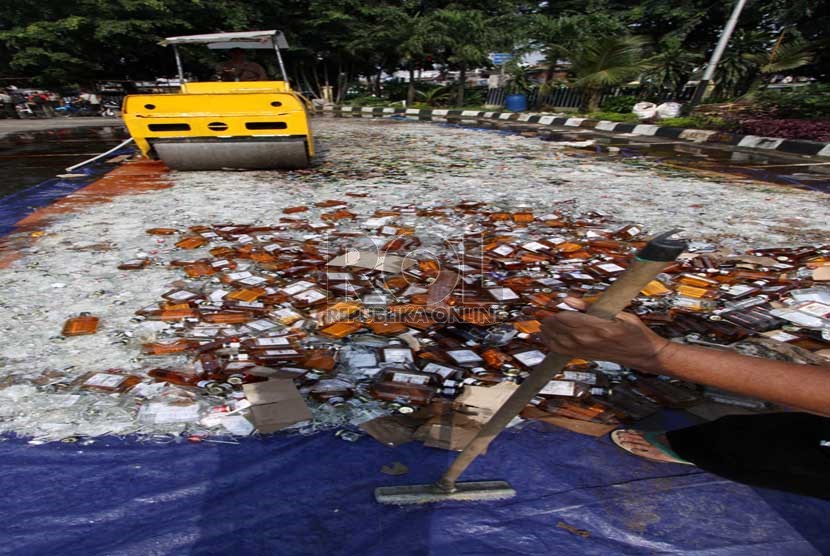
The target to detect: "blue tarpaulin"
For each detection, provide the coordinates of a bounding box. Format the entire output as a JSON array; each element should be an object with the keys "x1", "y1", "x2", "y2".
[{"x1": 2, "y1": 422, "x2": 828, "y2": 556}]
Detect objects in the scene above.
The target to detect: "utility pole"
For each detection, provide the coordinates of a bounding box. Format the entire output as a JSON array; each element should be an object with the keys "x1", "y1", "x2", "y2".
[{"x1": 689, "y1": 0, "x2": 749, "y2": 105}]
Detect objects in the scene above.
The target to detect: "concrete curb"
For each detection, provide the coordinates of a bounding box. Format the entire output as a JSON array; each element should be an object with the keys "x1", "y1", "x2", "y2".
[{"x1": 321, "y1": 105, "x2": 830, "y2": 158}]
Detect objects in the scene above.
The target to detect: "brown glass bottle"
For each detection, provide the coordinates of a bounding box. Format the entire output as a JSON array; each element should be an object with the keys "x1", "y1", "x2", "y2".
[{"x1": 62, "y1": 313, "x2": 99, "y2": 336}]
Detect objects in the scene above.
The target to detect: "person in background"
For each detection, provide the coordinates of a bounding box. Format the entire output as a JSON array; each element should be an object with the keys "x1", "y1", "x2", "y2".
[
  {"x1": 0, "y1": 88, "x2": 16, "y2": 118},
  {"x1": 541, "y1": 297, "x2": 830, "y2": 500},
  {"x1": 216, "y1": 48, "x2": 267, "y2": 82}
]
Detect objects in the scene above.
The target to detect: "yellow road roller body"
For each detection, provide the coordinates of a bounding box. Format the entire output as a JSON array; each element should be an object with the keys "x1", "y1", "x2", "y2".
[
  {"x1": 123, "y1": 81, "x2": 314, "y2": 170},
  {"x1": 122, "y1": 30, "x2": 314, "y2": 170}
]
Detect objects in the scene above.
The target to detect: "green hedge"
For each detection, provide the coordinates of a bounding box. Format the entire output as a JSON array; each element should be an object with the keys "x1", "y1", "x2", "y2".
[{"x1": 754, "y1": 84, "x2": 830, "y2": 119}]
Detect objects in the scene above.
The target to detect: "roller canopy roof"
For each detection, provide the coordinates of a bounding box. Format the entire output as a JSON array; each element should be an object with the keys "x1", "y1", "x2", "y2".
[{"x1": 160, "y1": 30, "x2": 288, "y2": 49}]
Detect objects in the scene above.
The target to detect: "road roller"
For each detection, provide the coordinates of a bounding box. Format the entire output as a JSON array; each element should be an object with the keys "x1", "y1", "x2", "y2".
[{"x1": 122, "y1": 30, "x2": 314, "y2": 170}]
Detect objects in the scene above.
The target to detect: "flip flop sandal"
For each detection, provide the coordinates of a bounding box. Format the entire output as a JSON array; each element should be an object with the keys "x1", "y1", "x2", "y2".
[{"x1": 611, "y1": 429, "x2": 695, "y2": 466}]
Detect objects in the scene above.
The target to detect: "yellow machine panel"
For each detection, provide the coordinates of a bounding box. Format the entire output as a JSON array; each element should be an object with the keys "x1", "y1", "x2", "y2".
[{"x1": 123, "y1": 81, "x2": 314, "y2": 170}]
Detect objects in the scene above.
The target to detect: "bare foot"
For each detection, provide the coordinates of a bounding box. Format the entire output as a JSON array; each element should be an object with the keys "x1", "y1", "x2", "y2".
[{"x1": 612, "y1": 430, "x2": 689, "y2": 464}]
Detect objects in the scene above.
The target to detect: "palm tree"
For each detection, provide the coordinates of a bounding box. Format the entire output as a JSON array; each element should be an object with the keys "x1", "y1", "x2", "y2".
[
  {"x1": 711, "y1": 29, "x2": 767, "y2": 99},
  {"x1": 643, "y1": 37, "x2": 702, "y2": 97},
  {"x1": 558, "y1": 35, "x2": 652, "y2": 112},
  {"x1": 416, "y1": 85, "x2": 452, "y2": 107},
  {"x1": 744, "y1": 37, "x2": 814, "y2": 92}
]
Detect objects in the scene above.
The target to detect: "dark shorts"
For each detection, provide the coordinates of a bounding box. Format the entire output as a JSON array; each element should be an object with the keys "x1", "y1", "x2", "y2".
[{"x1": 666, "y1": 412, "x2": 830, "y2": 500}]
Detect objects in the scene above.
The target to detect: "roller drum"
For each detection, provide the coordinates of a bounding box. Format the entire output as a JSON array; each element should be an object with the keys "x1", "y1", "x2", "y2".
[{"x1": 154, "y1": 139, "x2": 309, "y2": 170}]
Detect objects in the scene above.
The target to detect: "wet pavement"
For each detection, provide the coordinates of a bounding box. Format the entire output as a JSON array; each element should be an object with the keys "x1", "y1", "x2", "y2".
[
  {"x1": 0, "y1": 116, "x2": 122, "y2": 137},
  {"x1": 0, "y1": 124, "x2": 129, "y2": 198}
]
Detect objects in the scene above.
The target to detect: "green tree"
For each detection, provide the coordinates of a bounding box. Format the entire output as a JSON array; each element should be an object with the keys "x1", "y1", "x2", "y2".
[
  {"x1": 744, "y1": 36, "x2": 815, "y2": 92},
  {"x1": 427, "y1": 8, "x2": 502, "y2": 107},
  {"x1": 710, "y1": 29, "x2": 767, "y2": 99},
  {"x1": 642, "y1": 36, "x2": 702, "y2": 96},
  {"x1": 0, "y1": 0, "x2": 271, "y2": 87},
  {"x1": 559, "y1": 35, "x2": 652, "y2": 112}
]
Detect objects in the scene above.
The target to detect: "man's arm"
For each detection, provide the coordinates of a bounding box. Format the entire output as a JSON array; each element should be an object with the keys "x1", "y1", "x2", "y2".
[{"x1": 541, "y1": 299, "x2": 830, "y2": 417}]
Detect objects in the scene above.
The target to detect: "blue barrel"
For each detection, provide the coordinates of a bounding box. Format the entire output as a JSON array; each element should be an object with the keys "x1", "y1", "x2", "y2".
[{"x1": 505, "y1": 94, "x2": 527, "y2": 112}]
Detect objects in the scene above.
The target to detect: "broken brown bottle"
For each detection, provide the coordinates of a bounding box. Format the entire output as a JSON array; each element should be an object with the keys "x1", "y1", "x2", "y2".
[{"x1": 147, "y1": 368, "x2": 225, "y2": 394}]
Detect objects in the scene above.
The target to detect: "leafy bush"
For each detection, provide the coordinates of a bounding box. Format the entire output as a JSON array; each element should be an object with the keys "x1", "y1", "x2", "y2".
[
  {"x1": 343, "y1": 84, "x2": 370, "y2": 100},
  {"x1": 382, "y1": 80, "x2": 441, "y2": 101},
  {"x1": 463, "y1": 87, "x2": 488, "y2": 106},
  {"x1": 736, "y1": 118, "x2": 830, "y2": 142},
  {"x1": 754, "y1": 84, "x2": 830, "y2": 119},
  {"x1": 599, "y1": 95, "x2": 638, "y2": 113},
  {"x1": 416, "y1": 85, "x2": 453, "y2": 107},
  {"x1": 658, "y1": 115, "x2": 731, "y2": 130},
  {"x1": 588, "y1": 111, "x2": 639, "y2": 123},
  {"x1": 344, "y1": 95, "x2": 388, "y2": 107}
]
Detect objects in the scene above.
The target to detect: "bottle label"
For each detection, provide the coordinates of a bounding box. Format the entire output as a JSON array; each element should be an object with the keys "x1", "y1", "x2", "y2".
[
  {"x1": 771, "y1": 308, "x2": 825, "y2": 327},
  {"x1": 293, "y1": 289, "x2": 327, "y2": 303},
  {"x1": 568, "y1": 272, "x2": 594, "y2": 281},
  {"x1": 237, "y1": 276, "x2": 268, "y2": 286},
  {"x1": 384, "y1": 348, "x2": 414, "y2": 363},
  {"x1": 513, "y1": 350, "x2": 546, "y2": 367},
  {"x1": 490, "y1": 244, "x2": 515, "y2": 256},
  {"x1": 226, "y1": 271, "x2": 253, "y2": 281},
  {"x1": 726, "y1": 285, "x2": 756, "y2": 296},
  {"x1": 447, "y1": 350, "x2": 483, "y2": 364},
  {"x1": 488, "y1": 287, "x2": 520, "y2": 301},
  {"x1": 391, "y1": 372, "x2": 430, "y2": 385},
  {"x1": 282, "y1": 280, "x2": 315, "y2": 295},
  {"x1": 209, "y1": 290, "x2": 229, "y2": 302},
  {"x1": 255, "y1": 337, "x2": 291, "y2": 347},
  {"x1": 271, "y1": 308, "x2": 302, "y2": 324},
  {"x1": 761, "y1": 330, "x2": 799, "y2": 342},
  {"x1": 563, "y1": 371, "x2": 597, "y2": 384},
  {"x1": 84, "y1": 373, "x2": 127, "y2": 388},
  {"x1": 168, "y1": 290, "x2": 197, "y2": 301},
  {"x1": 247, "y1": 319, "x2": 277, "y2": 331},
  {"x1": 522, "y1": 241, "x2": 548, "y2": 253},
  {"x1": 540, "y1": 380, "x2": 577, "y2": 397},
  {"x1": 263, "y1": 349, "x2": 301, "y2": 357},
  {"x1": 597, "y1": 263, "x2": 625, "y2": 273},
  {"x1": 422, "y1": 363, "x2": 458, "y2": 379},
  {"x1": 225, "y1": 361, "x2": 254, "y2": 371},
  {"x1": 796, "y1": 302, "x2": 830, "y2": 319}
]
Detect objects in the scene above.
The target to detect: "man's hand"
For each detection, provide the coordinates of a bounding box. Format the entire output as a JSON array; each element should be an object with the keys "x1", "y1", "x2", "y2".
[
  {"x1": 540, "y1": 298, "x2": 673, "y2": 373},
  {"x1": 543, "y1": 300, "x2": 830, "y2": 416}
]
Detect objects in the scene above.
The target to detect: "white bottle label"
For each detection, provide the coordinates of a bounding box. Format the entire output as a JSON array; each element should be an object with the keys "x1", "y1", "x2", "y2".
[
  {"x1": 513, "y1": 350, "x2": 546, "y2": 367},
  {"x1": 540, "y1": 380, "x2": 577, "y2": 397},
  {"x1": 84, "y1": 373, "x2": 126, "y2": 388},
  {"x1": 563, "y1": 371, "x2": 597, "y2": 385},
  {"x1": 391, "y1": 372, "x2": 430, "y2": 385}
]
